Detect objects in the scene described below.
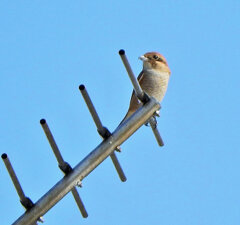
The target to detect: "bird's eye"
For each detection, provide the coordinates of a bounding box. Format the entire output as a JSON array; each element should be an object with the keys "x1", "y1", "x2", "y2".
[
  {"x1": 158, "y1": 57, "x2": 164, "y2": 62},
  {"x1": 153, "y1": 55, "x2": 159, "y2": 60}
]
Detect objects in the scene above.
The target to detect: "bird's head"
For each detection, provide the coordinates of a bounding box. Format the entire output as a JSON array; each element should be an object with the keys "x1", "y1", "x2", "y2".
[{"x1": 139, "y1": 52, "x2": 171, "y2": 74}]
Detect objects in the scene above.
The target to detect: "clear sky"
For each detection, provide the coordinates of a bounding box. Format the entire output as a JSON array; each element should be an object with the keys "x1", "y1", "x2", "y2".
[{"x1": 1, "y1": 1, "x2": 240, "y2": 224}]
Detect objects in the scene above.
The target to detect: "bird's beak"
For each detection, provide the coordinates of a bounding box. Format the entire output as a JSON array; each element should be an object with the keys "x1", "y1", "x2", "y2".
[{"x1": 138, "y1": 55, "x2": 148, "y2": 61}]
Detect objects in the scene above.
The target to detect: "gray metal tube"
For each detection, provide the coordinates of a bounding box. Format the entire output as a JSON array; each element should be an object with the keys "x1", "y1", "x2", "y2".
[
  {"x1": 1, "y1": 153, "x2": 26, "y2": 201},
  {"x1": 12, "y1": 97, "x2": 160, "y2": 225},
  {"x1": 79, "y1": 84, "x2": 126, "y2": 182},
  {"x1": 1, "y1": 154, "x2": 44, "y2": 224},
  {"x1": 40, "y1": 119, "x2": 65, "y2": 166},
  {"x1": 149, "y1": 117, "x2": 164, "y2": 146},
  {"x1": 110, "y1": 152, "x2": 126, "y2": 182},
  {"x1": 119, "y1": 49, "x2": 145, "y2": 101},
  {"x1": 71, "y1": 187, "x2": 88, "y2": 218},
  {"x1": 79, "y1": 85, "x2": 103, "y2": 131},
  {"x1": 40, "y1": 119, "x2": 88, "y2": 218}
]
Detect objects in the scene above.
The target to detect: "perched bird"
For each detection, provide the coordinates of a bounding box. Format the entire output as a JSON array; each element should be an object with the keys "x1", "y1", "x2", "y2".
[{"x1": 120, "y1": 52, "x2": 171, "y2": 124}]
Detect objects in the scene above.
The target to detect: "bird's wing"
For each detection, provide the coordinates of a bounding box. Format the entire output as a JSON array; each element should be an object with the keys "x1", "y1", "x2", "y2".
[
  {"x1": 129, "y1": 70, "x2": 144, "y2": 108},
  {"x1": 137, "y1": 70, "x2": 144, "y2": 83},
  {"x1": 119, "y1": 71, "x2": 144, "y2": 124}
]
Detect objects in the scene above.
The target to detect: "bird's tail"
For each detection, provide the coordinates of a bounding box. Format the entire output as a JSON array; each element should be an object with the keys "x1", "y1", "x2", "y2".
[{"x1": 118, "y1": 109, "x2": 135, "y2": 126}]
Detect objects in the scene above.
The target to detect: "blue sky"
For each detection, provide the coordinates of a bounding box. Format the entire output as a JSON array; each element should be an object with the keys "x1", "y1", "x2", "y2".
[{"x1": 1, "y1": 0, "x2": 240, "y2": 224}]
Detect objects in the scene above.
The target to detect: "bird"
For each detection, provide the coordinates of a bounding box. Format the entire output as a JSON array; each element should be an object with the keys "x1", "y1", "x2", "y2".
[{"x1": 120, "y1": 51, "x2": 171, "y2": 124}]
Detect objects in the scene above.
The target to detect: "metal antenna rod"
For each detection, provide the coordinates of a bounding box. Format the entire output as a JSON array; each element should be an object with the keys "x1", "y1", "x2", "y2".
[
  {"x1": 119, "y1": 49, "x2": 164, "y2": 147},
  {"x1": 1, "y1": 153, "x2": 26, "y2": 201},
  {"x1": 13, "y1": 97, "x2": 160, "y2": 225},
  {"x1": 79, "y1": 86, "x2": 103, "y2": 131},
  {"x1": 40, "y1": 119, "x2": 88, "y2": 218},
  {"x1": 119, "y1": 49, "x2": 148, "y2": 103},
  {"x1": 1, "y1": 153, "x2": 43, "y2": 224},
  {"x1": 79, "y1": 84, "x2": 126, "y2": 182},
  {"x1": 148, "y1": 117, "x2": 164, "y2": 146}
]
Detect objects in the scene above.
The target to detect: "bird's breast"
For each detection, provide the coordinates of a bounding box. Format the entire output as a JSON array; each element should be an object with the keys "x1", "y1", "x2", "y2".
[{"x1": 141, "y1": 70, "x2": 170, "y2": 102}]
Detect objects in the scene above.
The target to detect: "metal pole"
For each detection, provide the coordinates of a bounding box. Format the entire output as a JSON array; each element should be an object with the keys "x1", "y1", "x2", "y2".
[
  {"x1": 1, "y1": 153, "x2": 26, "y2": 201},
  {"x1": 119, "y1": 49, "x2": 148, "y2": 103},
  {"x1": 71, "y1": 188, "x2": 88, "y2": 218},
  {"x1": 79, "y1": 84, "x2": 126, "y2": 182},
  {"x1": 79, "y1": 85, "x2": 103, "y2": 131},
  {"x1": 13, "y1": 97, "x2": 160, "y2": 225},
  {"x1": 40, "y1": 119, "x2": 88, "y2": 218},
  {"x1": 109, "y1": 152, "x2": 126, "y2": 181},
  {"x1": 148, "y1": 117, "x2": 164, "y2": 146},
  {"x1": 40, "y1": 119, "x2": 65, "y2": 166},
  {"x1": 1, "y1": 154, "x2": 44, "y2": 224}
]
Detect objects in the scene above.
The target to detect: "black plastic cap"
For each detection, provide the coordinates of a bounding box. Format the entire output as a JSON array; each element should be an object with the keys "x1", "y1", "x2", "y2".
[
  {"x1": 20, "y1": 197, "x2": 34, "y2": 210},
  {"x1": 98, "y1": 127, "x2": 112, "y2": 139},
  {"x1": 79, "y1": 84, "x2": 85, "y2": 90},
  {"x1": 1, "y1": 153, "x2": 7, "y2": 159},
  {"x1": 119, "y1": 49, "x2": 125, "y2": 55},
  {"x1": 40, "y1": 119, "x2": 46, "y2": 124},
  {"x1": 139, "y1": 92, "x2": 150, "y2": 105}
]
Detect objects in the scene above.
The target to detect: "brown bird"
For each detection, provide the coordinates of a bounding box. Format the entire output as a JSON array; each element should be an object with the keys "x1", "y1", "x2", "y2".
[{"x1": 120, "y1": 51, "x2": 171, "y2": 124}]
